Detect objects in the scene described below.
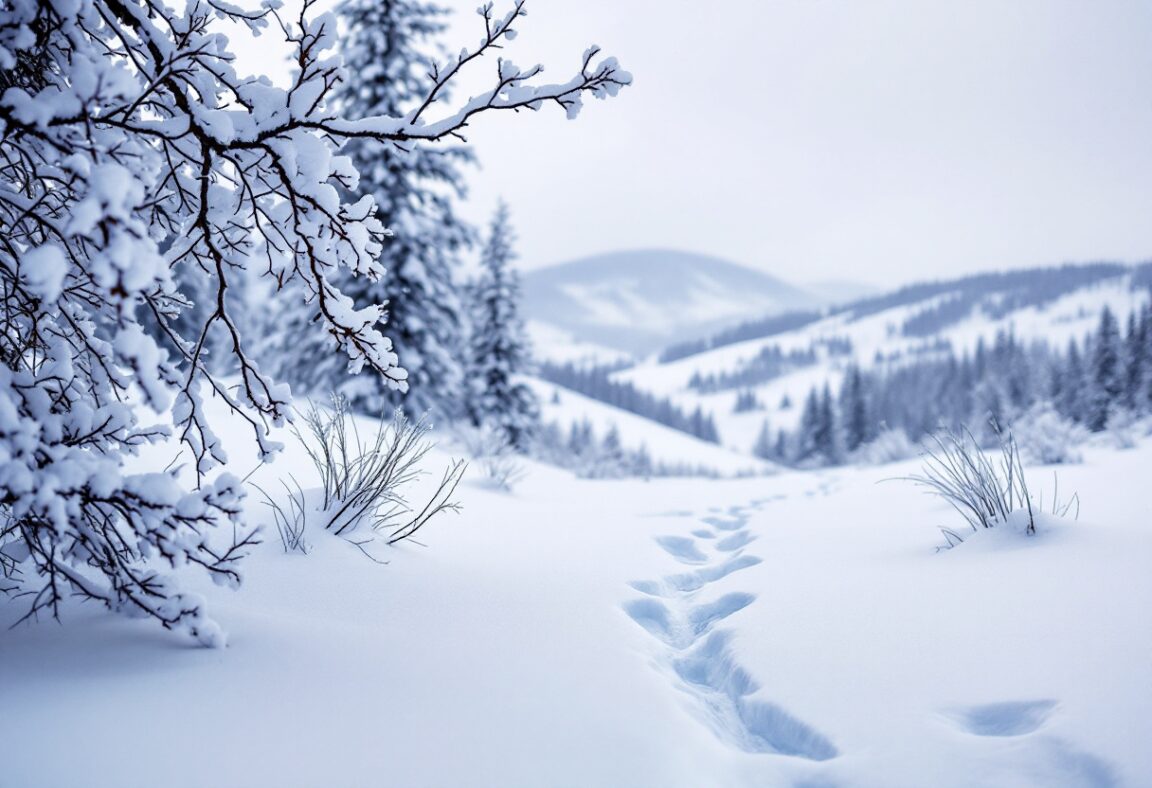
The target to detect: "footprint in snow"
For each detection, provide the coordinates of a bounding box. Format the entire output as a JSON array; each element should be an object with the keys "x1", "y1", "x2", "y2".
[
  {"x1": 701, "y1": 515, "x2": 746, "y2": 532},
  {"x1": 948, "y1": 699, "x2": 1059, "y2": 737},
  {"x1": 715, "y1": 531, "x2": 757, "y2": 552},
  {"x1": 622, "y1": 592, "x2": 756, "y2": 649},
  {"x1": 655, "y1": 535, "x2": 709, "y2": 564},
  {"x1": 945, "y1": 700, "x2": 1116, "y2": 786},
  {"x1": 628, "y1": 555, "x2": 763, "y2": 598}
]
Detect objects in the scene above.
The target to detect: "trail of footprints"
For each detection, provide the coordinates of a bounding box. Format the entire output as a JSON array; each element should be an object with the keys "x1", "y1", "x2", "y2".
[
  {"x1": 623, "y1": 499, "x2": 839, "y2": 761},
  {"x1": 629, "y1": 496, "x2": 1114, "y2": 785}
]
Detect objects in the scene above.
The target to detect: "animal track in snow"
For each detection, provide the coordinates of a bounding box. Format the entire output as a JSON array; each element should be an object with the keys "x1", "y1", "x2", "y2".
[{"x1": 623, "y1": 507, "x2": 838, "y2": 761}]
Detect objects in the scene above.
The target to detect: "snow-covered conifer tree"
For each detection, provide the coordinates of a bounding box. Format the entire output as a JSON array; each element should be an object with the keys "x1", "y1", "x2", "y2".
[
  {"x1": 814, "y1": 384, "x2": 840, "y2": 464},
  {"x1": 795, "y1": 388, "x2": 820, "y2": 463},
  {"x1": 839, "y1": 365, "x2": 871, "y2": 453},
  {"x1": 0, "y1": 0, "x2": 629, "y2": 642},
  {"x1": 752, "y1": 419, "x2": 775, "y2": 461},
  {"x1": 1122, "y1": 311, "x2": 1147, "y2": 411},
  {"x1": 1056, "y1": 340, "x2": 1086, "y2": 422},
  {"x1": 269, "y1": 0, "x2": 476, "y2": 417},
  {"x1": 466, "y1": 203, "x2": 538, "y2": 449},
  {"x1": 1087, "y1": 307, "x2": 1123, "y2": 430}
]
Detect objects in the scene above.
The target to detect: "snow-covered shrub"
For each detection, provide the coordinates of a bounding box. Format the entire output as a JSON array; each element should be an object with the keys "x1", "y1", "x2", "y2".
[
  {"x1": 905, "y1": 424, "x2": 1038, "y2": 547},
  {"x1": 291, "y1": 398, "x2": 465, "y2": 544},
  {"x1": 1012, "y1": 404, "x2": 1086, "y2": 465},
  {"x1": 453, "y1": 423, "x2": 526, "y2": 492},
  {"x1": 1103, "y1": 407, "x2": 1140, "y2": 450},
  {"x1": 849, "y1": 428, "x2": 918, "y2": 466},
  {"x1": 0, "y1": 0, "x2": 629, "y2": 642}
]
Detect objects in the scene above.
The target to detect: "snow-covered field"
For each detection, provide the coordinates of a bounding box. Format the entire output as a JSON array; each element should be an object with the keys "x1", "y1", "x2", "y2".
[{"x1": 3, "y1": 406, "x2": 1148, "y2": 787}]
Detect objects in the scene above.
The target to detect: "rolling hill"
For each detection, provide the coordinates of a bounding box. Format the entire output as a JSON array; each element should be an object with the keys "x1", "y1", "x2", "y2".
[{"x1": 522, "y1": 249, "x2": 821, "y2": 358}]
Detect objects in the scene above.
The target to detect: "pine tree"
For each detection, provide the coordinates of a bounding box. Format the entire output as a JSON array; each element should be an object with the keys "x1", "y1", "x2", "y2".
[
  {"x1": 466, "y1": 203, "x2": 539, "y2": 450},
  {"x1": 1057, "y1": 339, "x2": 1086, "y2": 422},
  {"x1": 1143, "y1": 304, "x2": 1152, "y2": 410},
  {"x1": 839, "y1": 365, "x2": 870, "y2": 453},
  {"x1": 752, "y1": 419, "x2": 775, "y2": 460},
  {"x1": 269, "y1": 0, "x2": 474, "y2": 417},
  {"x1": 1122, "y1": 310, "x2": 1147, "y2": 411},
  {"x1": 1087, "y1": 307, "x2": 1123, "y2": 430},
  {"x1": 774, "y1": 430, "x2": 789, "y2": 462},
  {"x1": 814, "y1": 384, "x2": 840, "y2": 464},
  {"x1": 795, "y1": 388, "x2": 821, "y2": 463}
]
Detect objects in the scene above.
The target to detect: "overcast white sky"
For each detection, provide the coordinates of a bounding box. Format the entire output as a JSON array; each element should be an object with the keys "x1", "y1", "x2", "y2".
[{"x1": 243, "y1": 1, "x2": 1152, "y2": 287}]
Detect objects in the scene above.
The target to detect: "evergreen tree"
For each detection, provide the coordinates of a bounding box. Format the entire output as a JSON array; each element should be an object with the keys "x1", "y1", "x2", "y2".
[
  {"x1": 1144, "y1": 304, "x2": 1152, "y2": 409},
  {"x1": 814, "y1": 384, "x2": 840, "y2": 463},
  {"x1": 269, "y1": 0, "x2": 474, "y2": 416},
  {"x1": 795, "y1": 388, "x2": 821, "y2": 463},
  {"x1": 602, "y1": 425, "x2": 625, "y2": 472},
  {"x1": 734, "y1": 389, "x2": 761, "y2": 413},
  {"x1": 1087, "y1": 307, "x2": 1123, "y2": 430},
  {"x1": 752, "y1": 419, "x2": 775, "y2": 460},
  {"x1": 774, "y1": 430, "x2": 789, "y2": 462},
  {"x1": 466, "y1": 204, "x2": 539, "y2": 449},
  {"x1": 1056, "y1": 339, "x2": 1086, "y2": 422},
  {"x1": 839, "y1": 365, "x2": 870, "y2": 453},
  {"x1": 1122, "y1": 311, "x2": 1147, "y2": 411}
]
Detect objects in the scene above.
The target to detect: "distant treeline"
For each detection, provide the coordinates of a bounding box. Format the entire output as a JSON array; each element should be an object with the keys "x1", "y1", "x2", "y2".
[
  {"x1": 757, "y1": 299, "x2": 1152, "y2": 466},
  {"x1": 538, "y1": 362, "x2": 721, "y2": 443},
  {"x1": 532, "y1": 420, "x2": 722, "y2": 479},
  {"x1": 688, "y1": 337, "x2": 852, "y2": 393},
  {"x1": 659, "y1": 310, "x2": 824, "y2": 363}
]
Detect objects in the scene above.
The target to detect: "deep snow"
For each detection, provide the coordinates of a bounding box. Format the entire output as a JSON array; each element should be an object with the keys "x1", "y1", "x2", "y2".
[{"x1": 1, "y1": 408, "x2": 1149, "y2": 787}]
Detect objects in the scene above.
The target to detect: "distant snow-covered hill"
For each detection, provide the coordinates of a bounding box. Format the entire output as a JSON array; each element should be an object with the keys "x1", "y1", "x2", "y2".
[
  {"x1": 522, "y1": 249, "x2": 821, "y2": 358},
  {"x1": 613, "y1": 261, "x2": 1152, "y2": 454}
]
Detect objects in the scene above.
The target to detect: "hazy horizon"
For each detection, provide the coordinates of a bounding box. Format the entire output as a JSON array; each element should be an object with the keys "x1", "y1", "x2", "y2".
[{"x1": 438, "y1": 0, "x2": 1152, "y2": 288}]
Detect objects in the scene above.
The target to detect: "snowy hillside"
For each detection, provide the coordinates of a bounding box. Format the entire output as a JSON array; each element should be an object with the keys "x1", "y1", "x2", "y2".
[
  {"x1": 524, "y1": 319, "x2": 633, "y2": 366},
  {"x1": 615, "y1": 266, "x2": 1152, "y2": 450},
  {"x1": 522, "y1": 249, "x2": 822, "y2": 358},
  {"x1": 527, "y1": 378, "x2": 770, "y2": 476}
]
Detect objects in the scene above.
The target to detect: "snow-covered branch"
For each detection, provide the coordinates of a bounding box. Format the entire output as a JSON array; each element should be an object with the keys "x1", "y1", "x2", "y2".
[{"x1": 0, "y1": 0, "x2": 628, "y2": 642}]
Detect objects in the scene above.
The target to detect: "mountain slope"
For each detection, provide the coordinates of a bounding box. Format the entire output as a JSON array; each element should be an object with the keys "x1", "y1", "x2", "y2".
[
  {"x1": 615, "y1": 263, "x2": 1151, "y2": 453},
  {"x1": 523, "y1": 249, "x2": 820, "y2": 357}
]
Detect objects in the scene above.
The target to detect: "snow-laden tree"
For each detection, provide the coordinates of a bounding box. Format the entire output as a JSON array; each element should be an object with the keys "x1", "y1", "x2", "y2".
[
  {"x1": 0, "y1": 0, "x2": 629, "y2": 643},
  {"x1": 1087, "y1": 307, "x2": 1123, "y2": 431},
  {"x1": 1122, "y1": 309, "x2": 1147, "y2": 412},
  {"x1": 466, "y1": 202, "x2": 537, "y2": 449},
  {"x1": 751, "y1": 419, "x2": 774, "y2": 461},
  {"x1": 269, "y1": 0, "x2": 473, "y2": 417},
  {"x1": 838, "y1": 365, "x2": 871, "y2": 453}
]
